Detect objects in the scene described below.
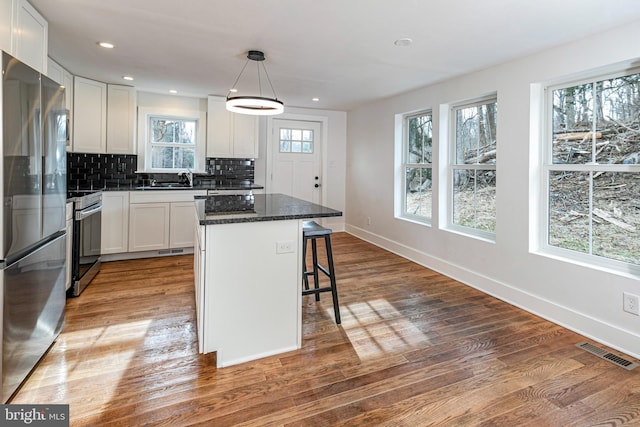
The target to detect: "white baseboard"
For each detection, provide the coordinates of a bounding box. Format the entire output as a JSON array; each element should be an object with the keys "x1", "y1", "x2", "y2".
[
  {"x1": 345, "y1": 224, "x2": 640, "y2": 360},
  {"x1": 101, "y1": 247, "x2": 194, "y2": 262}
]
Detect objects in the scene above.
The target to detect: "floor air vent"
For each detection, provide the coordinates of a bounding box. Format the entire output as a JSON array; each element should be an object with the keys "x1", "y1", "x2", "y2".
[{"x1": 576, "y1": 342, "x2": 638, "y2": 370}]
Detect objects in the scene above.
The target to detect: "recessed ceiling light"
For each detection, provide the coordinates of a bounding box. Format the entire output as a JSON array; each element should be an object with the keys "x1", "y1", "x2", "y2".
[
  {"x1": 122, "y1": 76, "x2": 134, "y2": 81},
  {"x1": 98, "y1": 41, "x2": 114, "y2": 49},
  {"x1": 394, "y1": 38, "x2": 413, "y2": 47},
  {"x1": 169, "y1": 89, "x2": 177, "y2": 94},
  {"x1": 312, "y1": 98, "x2": 320, "y2": 102},
  {"x1": 229, "y1": 88, "x2": 238, "y2": 93}
]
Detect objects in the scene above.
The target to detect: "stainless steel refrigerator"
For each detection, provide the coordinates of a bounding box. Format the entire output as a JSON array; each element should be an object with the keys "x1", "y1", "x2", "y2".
[{"x1": 1, "y1": 51, "x2": 67, "y2": 403}]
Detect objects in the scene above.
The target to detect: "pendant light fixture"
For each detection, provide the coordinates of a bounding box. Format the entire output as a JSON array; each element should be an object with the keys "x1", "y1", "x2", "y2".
[{"x1": 226, "y1": 50, "x2": 284, "y2": 116}]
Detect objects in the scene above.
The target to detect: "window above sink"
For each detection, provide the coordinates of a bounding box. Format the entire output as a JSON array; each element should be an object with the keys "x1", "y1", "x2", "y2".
[{"x1": 137, "y1": 106, "x2": 206, "y2": 173}]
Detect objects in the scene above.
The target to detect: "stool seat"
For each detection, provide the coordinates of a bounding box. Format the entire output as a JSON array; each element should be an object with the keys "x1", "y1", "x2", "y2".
[
  {"x1": 302, "y1": 221, "x2": 341, "y2": 324},
  {"x1": 303, "y1": 221, "x2": 332, "y2": 237}
]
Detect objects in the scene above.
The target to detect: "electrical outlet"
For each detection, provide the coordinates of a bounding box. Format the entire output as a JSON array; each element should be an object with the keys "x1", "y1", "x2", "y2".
[
  {"x1": 366, "y1": 217, "x2": 371, "y2": 226},
  {"x1": 623, "y1": 292, "x2": 640, "y2": 315},
  {"x1": 276, "y1": 240, "x2": 294, "y2": 254}
]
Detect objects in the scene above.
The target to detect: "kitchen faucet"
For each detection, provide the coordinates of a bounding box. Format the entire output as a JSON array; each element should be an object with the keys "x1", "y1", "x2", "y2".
[{"x1": 178, "y1": 169, "x2": 193, "y2": 187}]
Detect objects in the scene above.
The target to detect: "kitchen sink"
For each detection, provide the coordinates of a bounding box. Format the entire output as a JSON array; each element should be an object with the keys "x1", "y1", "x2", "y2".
[{"x1": 136, "y1": 182, "x2": 194, "y2": 190}]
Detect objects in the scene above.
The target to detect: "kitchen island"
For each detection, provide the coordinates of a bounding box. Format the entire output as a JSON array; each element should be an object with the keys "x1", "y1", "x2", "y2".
[{"x1": 193, "y1": 193, "x2": 342, "y2": 367}]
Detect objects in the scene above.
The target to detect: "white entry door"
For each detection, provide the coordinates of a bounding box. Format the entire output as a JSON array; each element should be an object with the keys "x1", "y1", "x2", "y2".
[{"x1": 270, "y1": 119, "x2": 322, "y2": 204}]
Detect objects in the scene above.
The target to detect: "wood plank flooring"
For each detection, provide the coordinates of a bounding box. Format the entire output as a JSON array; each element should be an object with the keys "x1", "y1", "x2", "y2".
[{"x1": 11, "y1": 233, "x2": 640, "y2": 426}]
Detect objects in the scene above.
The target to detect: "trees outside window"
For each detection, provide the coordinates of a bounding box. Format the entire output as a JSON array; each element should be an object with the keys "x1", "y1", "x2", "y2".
[
  {"x1": 450, "y1": 96, "x2": 497, "y2": 237},
  {"x1": 402, "y1": 111, "x2": 433, "y2": 222},
  {"x1": 149, "y1": 116, "x2": 196, "y2": 170},
  {"x1": 545, "y1": 71, "x2": 640, "y2": 268}
]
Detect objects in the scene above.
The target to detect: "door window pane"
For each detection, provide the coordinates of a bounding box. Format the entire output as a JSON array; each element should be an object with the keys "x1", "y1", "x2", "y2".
[{"x1": 279, "y1": 127, "x2": 314, "y2": 153}]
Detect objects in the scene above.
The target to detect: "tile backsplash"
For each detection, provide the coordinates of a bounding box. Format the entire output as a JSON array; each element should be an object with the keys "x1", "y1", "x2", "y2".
[{"x1": 67, "y1": 153, "x2": 255, "y2": 190}]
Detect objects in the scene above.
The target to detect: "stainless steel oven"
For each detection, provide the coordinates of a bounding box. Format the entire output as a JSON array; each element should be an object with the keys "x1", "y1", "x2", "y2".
[{"x1": 69, "y1": 191, "x2": 102, "y2": 297}]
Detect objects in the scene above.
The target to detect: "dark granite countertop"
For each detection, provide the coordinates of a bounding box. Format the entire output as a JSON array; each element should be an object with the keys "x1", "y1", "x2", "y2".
[
  {"x1": 99, "y1": 183, "x2": 264, "y2": 192},
  {"x1": 195, "y1": 193, "x2": 342, "y2": 225}
]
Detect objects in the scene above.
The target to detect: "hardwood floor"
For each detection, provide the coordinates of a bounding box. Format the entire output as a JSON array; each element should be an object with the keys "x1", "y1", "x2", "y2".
[{"x1": 11, "y1": 233, "x2": 640, "y2": 426}]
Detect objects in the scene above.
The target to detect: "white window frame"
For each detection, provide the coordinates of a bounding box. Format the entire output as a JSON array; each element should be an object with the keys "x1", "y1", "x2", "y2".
[
  {"x1": 540, "y1": 66, "x2": 640, "y2": 276},
  {"x1": 446, "y1": 94, "x2": 498, "y2": 241},
  {"x1": 137, "y1": 106, "x2": 206, "y2": 173},
  {"x1": 397, "y1": 109, "x2": 434, "y2": 225}
]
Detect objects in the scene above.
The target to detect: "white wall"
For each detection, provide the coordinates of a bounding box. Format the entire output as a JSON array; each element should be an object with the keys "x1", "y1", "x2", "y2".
[
  {"x1": 137, "y1": 91, "x2": 207, "y2": 113},
  {"x1": 346, "y1": 20, "x2": 640, "y2": 358},
  {"x1": 255, "y1": 106, "x2": 347, "y2": 231}
]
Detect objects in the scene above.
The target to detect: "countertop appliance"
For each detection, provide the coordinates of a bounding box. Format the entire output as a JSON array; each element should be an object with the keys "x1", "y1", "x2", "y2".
[
  {"x1": 1, "y1": 51, "x2": 67, "y2": 402},
  {"x1": 67, "y1": 190, "x2": 101, "y2": 297}
]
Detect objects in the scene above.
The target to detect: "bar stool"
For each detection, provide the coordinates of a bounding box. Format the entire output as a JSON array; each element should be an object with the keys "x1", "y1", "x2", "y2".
[{"x1": 302, "y1": 221, "x2": 341, "y2": 324}]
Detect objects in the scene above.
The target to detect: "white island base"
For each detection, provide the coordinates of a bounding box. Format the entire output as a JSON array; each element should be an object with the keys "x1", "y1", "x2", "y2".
[{"x1": 194, "y1": 218, "x2": 303, "y2": 368}]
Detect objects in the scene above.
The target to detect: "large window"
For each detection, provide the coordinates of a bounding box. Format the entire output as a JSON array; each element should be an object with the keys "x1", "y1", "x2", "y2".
[
  {"x1": 401, "y1": 111, "x2": 433, "y2": 222},
  {"x1": 149, "y1": 116, "x2": 196, "y2": 170},
  {"x1": 138, "y1": 107, "x2": 206, "y2": 173},
  {"x1": 450, "y1": 96, "x2": 497, "y2": 237},
  {"x1": 544, "y1": 70, "x2": 640, "y2": 269}
]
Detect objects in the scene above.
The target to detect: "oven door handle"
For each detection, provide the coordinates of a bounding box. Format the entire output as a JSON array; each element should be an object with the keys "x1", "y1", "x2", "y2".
[{"x1": 75, "y1": 204, "x2": 102, "y2": 221}]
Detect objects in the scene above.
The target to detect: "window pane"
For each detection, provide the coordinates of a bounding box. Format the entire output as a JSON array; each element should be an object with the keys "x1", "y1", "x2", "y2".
[
  {"x1": 592, "y1": 172, "x2": 640, "y2": 264},
  {"x1": 302, "y1": 142, "x2": 313, "y2": 153},
  {"x1": 151, "y1": 147, "x2": 194, "y2": 169},
  {"x1": 405, "y1": 167, "x2": 432, "y2": 218},
  {"x1": 291, "y1": 129, "x2": 302, "y2": 141},
  {"x1": 408, "y1": 114, "x2": 432, "y2": 164},
  {"x1": 455, "y1": 102, "x2": 497, "y2": 165},
  {"x1": 291, "y1": 141, "x2": 302, "y2": 153},
  {"x1": 152, "y1": 118, "x2": 172, "y2": 142},
  {"x1": 280, "y1": 140, "x2": 291, "y2": 152},
  {"x1": 551, "y1": 84, "x2": 594, "y2": 164},
  {"x1": 548, "y1": 171, "x2": 589, "y2": 254},
  {"x1": 177, "y1": 121, "x2": 196, "y2": 144},
  {"x1": 303, "y1": 130, "x2": 313, "y2": 141},
  {"x1": 597, "y1": 73, "x2": 640, "y2": 164},
  {"x1": 453, "y1": 169, "x2": 496, "y2": 232},
  {"x1": 280, "y1": 129, "x2": 291, "y2": 140}
]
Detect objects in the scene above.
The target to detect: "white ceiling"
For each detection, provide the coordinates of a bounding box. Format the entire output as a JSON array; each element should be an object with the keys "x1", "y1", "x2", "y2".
[{"x1": 30, "y1": 0, "x2": 640, "y2": 111}]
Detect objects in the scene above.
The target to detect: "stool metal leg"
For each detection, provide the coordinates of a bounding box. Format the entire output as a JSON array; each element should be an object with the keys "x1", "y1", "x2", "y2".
[
  {"x1": 302, "y1": 236, "x2": 310, "y2": 291},
  {"x1": 324, "y1": 234, "x2": 341, "y2": 324},
  {"x1": 311, "y1": 238, "x2": 320, "y2": 301}
]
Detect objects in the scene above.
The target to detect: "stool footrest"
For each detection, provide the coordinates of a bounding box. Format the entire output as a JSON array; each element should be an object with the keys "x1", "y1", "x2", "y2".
[
  {"x1": 302, "y1": 287, "x2": 334, "y2": 296},
  {"x1": 303, "y1": 264, "x2": 330, "y2": 278}
]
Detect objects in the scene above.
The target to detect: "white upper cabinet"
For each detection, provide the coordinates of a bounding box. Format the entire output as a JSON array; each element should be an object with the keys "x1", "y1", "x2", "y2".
[
  {"x1": 63, "y1": 68, "x2": 73, "y2": 147},
  {"x1": 107, "y1": 84, "x2": 136, "y2": 154},
  {"x1": 46, "y1": 56, "x2": 63, "y2": 84},
  {"x1": 12, "y1": 0, "x2": 48, "y2": 73},
  {"x1": 72, "y1": 80, "x2": 136, "y2": 154},
  {"x1": 207, "y1": 96, "x2": 259, "y2": 159},
  {"x1": 72, "y1": 76, "x2": 107, "y2": 153},
  {"x1": 0, "y1": 0, "x2": 13, "y2": 53}
]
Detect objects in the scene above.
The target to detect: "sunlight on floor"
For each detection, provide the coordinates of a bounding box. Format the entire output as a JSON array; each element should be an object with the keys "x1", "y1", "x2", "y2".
[
  {"x1": 17, "y1": 319, "x2": 152, "y2": 409},
  {"x1": 338, "y1": 299, "x2": 431, "y2": 360}
]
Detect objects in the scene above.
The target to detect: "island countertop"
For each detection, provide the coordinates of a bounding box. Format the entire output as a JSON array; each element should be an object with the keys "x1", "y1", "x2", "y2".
[{"x1": 194, "y1": 193, "x2": 342, "y2": 225}]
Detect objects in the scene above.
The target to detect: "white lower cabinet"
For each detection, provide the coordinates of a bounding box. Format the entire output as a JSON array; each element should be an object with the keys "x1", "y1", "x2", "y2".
[
  {"x1": 170, "y1": 202, "x2": 198, "y2": 248},
  {"x1": 129, "y1": 202, "x2": 170, "y2": 252},
  {"x1": 128, "y1": 190, "x2": 205, "y2": 253},
  {"x1": 101, "y1": 191, "x2": 130, "y2": 254}
]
